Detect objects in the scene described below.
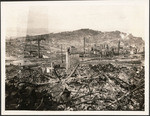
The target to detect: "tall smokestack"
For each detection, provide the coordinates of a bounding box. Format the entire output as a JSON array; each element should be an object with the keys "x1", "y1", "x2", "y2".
[
  {"x1": 66, "y1": 47, "x2": 70, "y2": 72},
  {"x1": 84, "y1": 37, "x2": 85, "y2": 54},
  {"x1": 61, "y1": 44, "x2": 63, "y2": 63},
  {"x1": 118, "y1": 40, "x2": 120, "y2": 55},
  {"x1": 37, "y1": 36, "x2": 41, "y2": 58}
]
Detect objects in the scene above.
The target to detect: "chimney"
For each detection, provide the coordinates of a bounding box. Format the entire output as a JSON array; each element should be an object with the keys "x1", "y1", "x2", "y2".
[
  {"x1": 83, "y1": 37, "x2": 86, "y2": 54},
  {"x1": 61, "y1": 44, "x2": 63, "y2": 63},
  {"x1": 118, "y1": 40, "x2": 120, "y2": 55},
  {"x1": 37, "y1": 36, "x2": 41, "y2": 58},
  {"x1": 66, "y1": 47, "x2": 70, "y2": 72}
]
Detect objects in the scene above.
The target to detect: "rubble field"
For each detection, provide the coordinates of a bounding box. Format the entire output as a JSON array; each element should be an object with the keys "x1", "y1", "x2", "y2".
[{"x1": 5, "y1": 61, "x2": 144, "y2": 111}]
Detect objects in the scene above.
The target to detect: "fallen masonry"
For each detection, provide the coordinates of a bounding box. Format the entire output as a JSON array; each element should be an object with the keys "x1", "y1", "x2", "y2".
[{"x1": 5, "y1": 63, "x2": 144, "y2": 111}]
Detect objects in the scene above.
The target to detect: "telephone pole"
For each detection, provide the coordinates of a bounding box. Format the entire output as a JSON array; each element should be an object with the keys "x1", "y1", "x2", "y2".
[
  {"x1": 84, "y1": 37, "x2": 86, "y2": 54},
  {"x1": 37, "y1": 36, "x2": 41, "y2": 58},
  {"x1": 118, "y1": 40, "x2": 120, "y2": 55},
  {"x1": 61, "y1": 44, "x2": 63, "y2": 63}
]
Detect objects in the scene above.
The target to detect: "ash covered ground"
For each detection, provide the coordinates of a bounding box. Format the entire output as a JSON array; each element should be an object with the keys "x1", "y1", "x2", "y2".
[{"x1": 5, "y1": 56, "x2": 144, "y2": 111}]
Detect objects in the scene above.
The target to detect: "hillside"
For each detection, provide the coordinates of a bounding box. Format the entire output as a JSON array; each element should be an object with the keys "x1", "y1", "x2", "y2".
[
  {"x1": 6, "y1": 28, "x2": 144, "y2": 58},
  {"x1": 47, "y1": 29, "x2": 144, "y2": 48}
]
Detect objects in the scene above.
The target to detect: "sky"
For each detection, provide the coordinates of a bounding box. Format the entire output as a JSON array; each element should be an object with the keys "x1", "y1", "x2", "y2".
[{"x1": 2, "y1": 0, "x2": 148, "y2": 39}]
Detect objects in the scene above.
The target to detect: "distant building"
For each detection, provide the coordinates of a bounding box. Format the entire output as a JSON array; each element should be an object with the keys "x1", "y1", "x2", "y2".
[
  {"x1": 130, "y1": 46, "x2": 137, "y2": 54},
  {"x1": 70, "y1": 46, "x2": 78, "y2": 54}
]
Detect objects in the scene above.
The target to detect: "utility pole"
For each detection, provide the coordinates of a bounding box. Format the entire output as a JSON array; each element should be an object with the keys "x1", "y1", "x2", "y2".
[
  {"x1": 61, "y1": 44, "x2": 63, "y2": 63},
  {"x1": 37, "y1": 35, "x2": 46, "y2": 58},
  {"x1": 66, "y1": 47, "x2": 70, "y2": 72},
  {"x1": 30, "y1": 40, "x2": 31, "y2": 55},
  {"x1": 26, "y1": 35, "x2": 32, "y2": 55},
  {"x1": 38, "y1": 36, "x2": 41, "y2": 58},
  {"x1": 118, "y1": 40, "x2": 120, "y2": 55},
  {"x1": 84, "y1": 37, "x2": 86, "y2": 54}
]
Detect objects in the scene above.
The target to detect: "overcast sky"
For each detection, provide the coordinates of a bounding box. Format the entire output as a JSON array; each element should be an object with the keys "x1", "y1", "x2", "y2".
[{"x1": 2, "y1": 0, "x2": 148, "y2": 39}]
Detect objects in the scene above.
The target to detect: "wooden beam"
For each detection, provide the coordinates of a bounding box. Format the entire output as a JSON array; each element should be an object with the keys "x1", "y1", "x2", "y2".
[{"x1": 67, "y1": 64, "x2": 79, "y2": 78}]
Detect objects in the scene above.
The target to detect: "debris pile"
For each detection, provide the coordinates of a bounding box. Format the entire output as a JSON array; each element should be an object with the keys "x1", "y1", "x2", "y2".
[{"x1": 5, "y1": 63, "x2": 144, "y2": 111}]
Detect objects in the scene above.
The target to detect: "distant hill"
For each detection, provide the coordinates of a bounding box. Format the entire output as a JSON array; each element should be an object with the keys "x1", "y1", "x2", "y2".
[
  {"x1": 46, "y1": 28, "x2": 144, "y2": 50},
  {"x1": 6, "y1": 28, "x2": 144, "y2": 58}
]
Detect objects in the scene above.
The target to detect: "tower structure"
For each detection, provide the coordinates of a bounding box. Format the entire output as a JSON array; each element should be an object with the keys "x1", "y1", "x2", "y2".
[{"x1": 66, "y1": 47, "x2": 70, "y2": 72}]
